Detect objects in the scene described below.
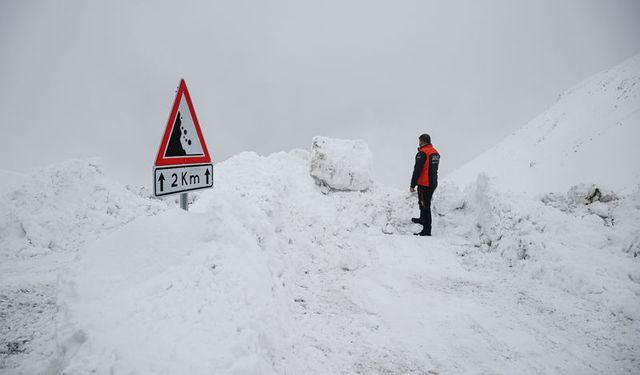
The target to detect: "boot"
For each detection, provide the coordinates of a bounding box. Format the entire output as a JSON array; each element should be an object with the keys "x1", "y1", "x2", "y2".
[{"x1": 413, "y1": 230, "x2": 431, "y2": 236}]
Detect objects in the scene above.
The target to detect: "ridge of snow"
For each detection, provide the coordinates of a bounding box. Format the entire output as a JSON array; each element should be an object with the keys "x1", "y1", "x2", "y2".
[{"x1": 0, "y1": 158, "x2": 168, "y2": 261}]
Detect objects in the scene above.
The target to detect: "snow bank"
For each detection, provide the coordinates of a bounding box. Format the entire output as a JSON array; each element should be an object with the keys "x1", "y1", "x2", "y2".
[
  {"x1": 309, "y1": 136, "x2": 373, "y2": 192},
  {"x1": 54, "y1": 209, "x2": 290, "y2": 374},
  {"x1": 434, "y1": 175, "x2": 640, "y2": 322},
  {"x1": 446, "y1": 53, "x2": 640, "y2": 195},
  {"x1": 50, "y1": 150, "x2": 421, "y2": 374},
  {"x1": 0, "y1": 159, "x2": 168, "y2": 259},
  {"x1": 0, "y1": 159, "x2": 170, "y2": 375},
  {"x1": 46, "y1": 147, "x2": 640, "y2": 374}
]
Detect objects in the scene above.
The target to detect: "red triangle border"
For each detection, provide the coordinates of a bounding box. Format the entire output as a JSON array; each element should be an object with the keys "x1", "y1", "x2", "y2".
[{"x1": 155, "y1": 79, "x2": 212, "y2": 166}]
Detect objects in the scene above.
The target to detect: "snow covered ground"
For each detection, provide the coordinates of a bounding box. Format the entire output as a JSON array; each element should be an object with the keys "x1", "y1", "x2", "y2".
[
  {"x1": 1, "y1": 150, "x2": 638, "y2": 374},
  {"x1": 1, "y1": 55, "x2": 639, "y2": 374}
]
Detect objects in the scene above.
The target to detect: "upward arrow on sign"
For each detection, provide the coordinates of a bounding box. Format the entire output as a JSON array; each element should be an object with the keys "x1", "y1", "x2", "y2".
[{"x1": 158, "y1": 172, "x2": 165, "y2": 192}]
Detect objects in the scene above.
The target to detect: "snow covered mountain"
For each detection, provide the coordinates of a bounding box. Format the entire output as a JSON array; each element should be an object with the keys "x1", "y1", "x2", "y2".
[
  {"x1": 1, "y1": 56, "x2": 639, "y2": 374},
  {"x1": 447, "y1": 53, "x2": 640, "y2": 196}
]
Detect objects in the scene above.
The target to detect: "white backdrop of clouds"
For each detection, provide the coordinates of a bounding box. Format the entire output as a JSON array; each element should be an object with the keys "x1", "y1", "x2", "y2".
[{"x1": 1, "y1": 0, "x2": 639, "y2": 188}]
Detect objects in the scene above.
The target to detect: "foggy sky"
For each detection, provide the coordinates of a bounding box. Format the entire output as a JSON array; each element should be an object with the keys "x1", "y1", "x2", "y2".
[{"x1": 1, "y1": 0, "x2": 639, "y2": 188}]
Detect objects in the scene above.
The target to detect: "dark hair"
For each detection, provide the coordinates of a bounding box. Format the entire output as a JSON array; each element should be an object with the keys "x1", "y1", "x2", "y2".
[{"x1": 419, "y1": 133, "x2": 431, "y2": 144}]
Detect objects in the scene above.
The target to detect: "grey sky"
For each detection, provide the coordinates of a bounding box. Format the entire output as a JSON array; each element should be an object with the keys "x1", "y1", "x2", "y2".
[{"x1": 1, "y1": 0, "x2": 639, "y2": 188}]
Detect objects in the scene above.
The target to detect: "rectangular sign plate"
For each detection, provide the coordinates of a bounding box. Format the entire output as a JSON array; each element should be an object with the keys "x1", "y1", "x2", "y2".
[{"x1": 153, "y1": 163, "x2": 213, "y2": 197}]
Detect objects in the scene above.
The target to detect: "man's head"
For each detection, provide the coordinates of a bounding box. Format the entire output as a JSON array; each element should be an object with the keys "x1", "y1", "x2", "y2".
[{"x1": 419, "y1": 133, "x2": 431, "y2": 147}]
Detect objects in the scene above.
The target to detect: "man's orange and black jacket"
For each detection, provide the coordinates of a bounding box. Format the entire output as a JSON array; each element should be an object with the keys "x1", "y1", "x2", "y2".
[{"x1": 410, "y1": 144, "x2": 440, "y2": 188}]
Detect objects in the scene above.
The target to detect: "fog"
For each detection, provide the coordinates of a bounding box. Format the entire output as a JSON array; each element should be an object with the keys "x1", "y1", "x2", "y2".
[{"x1": 1, "y1": 0, "x2": 639, "y2": 188}]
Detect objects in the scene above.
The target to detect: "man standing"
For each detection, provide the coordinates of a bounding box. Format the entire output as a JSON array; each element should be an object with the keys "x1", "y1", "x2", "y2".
[{"x1": 410, "y1": 133, "x2": 440, "y2": 236}]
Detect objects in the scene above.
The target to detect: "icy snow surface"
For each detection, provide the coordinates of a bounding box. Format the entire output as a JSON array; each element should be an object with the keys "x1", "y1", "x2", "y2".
[
  {"x1": 447, "y1": 53, "x2": 640, "y2": 196},
  {"x1": 309, "y1": 136, "x2": 373, "y2": 192},
  {"x1": 1, "y1": 151, "x2": 639, "y2": 374}
]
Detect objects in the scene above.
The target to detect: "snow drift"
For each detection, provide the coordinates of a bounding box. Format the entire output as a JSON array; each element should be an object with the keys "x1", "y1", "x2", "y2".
[
  {"x1": 446, "y1": 53, "x2": 640, "y2": 196},
  {"x1": 0, "y1": 159, "x2": 167, "y2": 260},
  {"x1": 0, "y1": 159, "x2": 169, "y2": 374}
]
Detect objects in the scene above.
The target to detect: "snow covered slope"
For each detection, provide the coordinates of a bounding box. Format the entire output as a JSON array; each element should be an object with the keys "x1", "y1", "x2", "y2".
[{"x1": 447, "y1": 53, "x2": 640, "y2": 196}]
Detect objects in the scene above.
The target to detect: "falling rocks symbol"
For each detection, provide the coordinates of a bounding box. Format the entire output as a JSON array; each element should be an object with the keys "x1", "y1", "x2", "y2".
[{"x1": 166, "y1": 111, "x2": 187, "y2": 156}]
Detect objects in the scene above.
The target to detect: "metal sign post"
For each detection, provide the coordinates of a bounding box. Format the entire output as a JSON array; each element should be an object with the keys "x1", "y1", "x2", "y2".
[{"x1": 180, "y1": 193, "x2": 188, "y2": 211}]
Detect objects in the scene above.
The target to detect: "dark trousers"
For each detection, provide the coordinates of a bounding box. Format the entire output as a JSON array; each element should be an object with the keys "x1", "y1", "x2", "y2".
[{"x1": 417, "y1": 185, "x2": 436, "y2": 234}]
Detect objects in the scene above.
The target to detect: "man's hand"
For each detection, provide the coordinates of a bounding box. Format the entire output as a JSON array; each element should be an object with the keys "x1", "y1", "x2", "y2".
[{"x1": 410, "y1": 187, "x2": 415, "y2": 193}]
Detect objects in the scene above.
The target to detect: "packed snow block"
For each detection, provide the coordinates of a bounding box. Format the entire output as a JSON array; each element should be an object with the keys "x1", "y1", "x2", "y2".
[{"x1": 309, "y1": 136, "x2": 373, "y2": 192}]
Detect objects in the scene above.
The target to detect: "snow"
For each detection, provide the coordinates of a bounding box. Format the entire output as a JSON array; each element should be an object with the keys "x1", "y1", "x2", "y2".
[
  {"x1": 309, "y1": 136, "x2": 373, "y2": 192},
  {"x1": 2, "y1": 56, "x2": 640, "y2": 374},
  {"x1": 446, "y1": 53, "x2": 640, "y2": 196},
  {"x1": 0, "y1": 158, "x2": 167, "y2": 261},
  {"x1": 0, "y1": 169, "x2": 26, "y2": 195},
  {"x1": 0, "y1": 159, "x2": 168, "y2": 373},
  {"x1": 2, "y1": 150, "x2": 638, "y2": 374}
]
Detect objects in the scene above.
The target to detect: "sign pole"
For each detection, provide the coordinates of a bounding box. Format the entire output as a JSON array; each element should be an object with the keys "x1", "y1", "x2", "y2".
[{"x1": 180, "y1": 192, "x2": 188, "y2": 211}]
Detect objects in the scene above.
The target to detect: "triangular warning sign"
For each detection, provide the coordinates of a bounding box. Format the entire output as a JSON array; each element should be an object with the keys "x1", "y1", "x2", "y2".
[{"x1": 155, "y1": 79, "x2": 211, "y2": 166}]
